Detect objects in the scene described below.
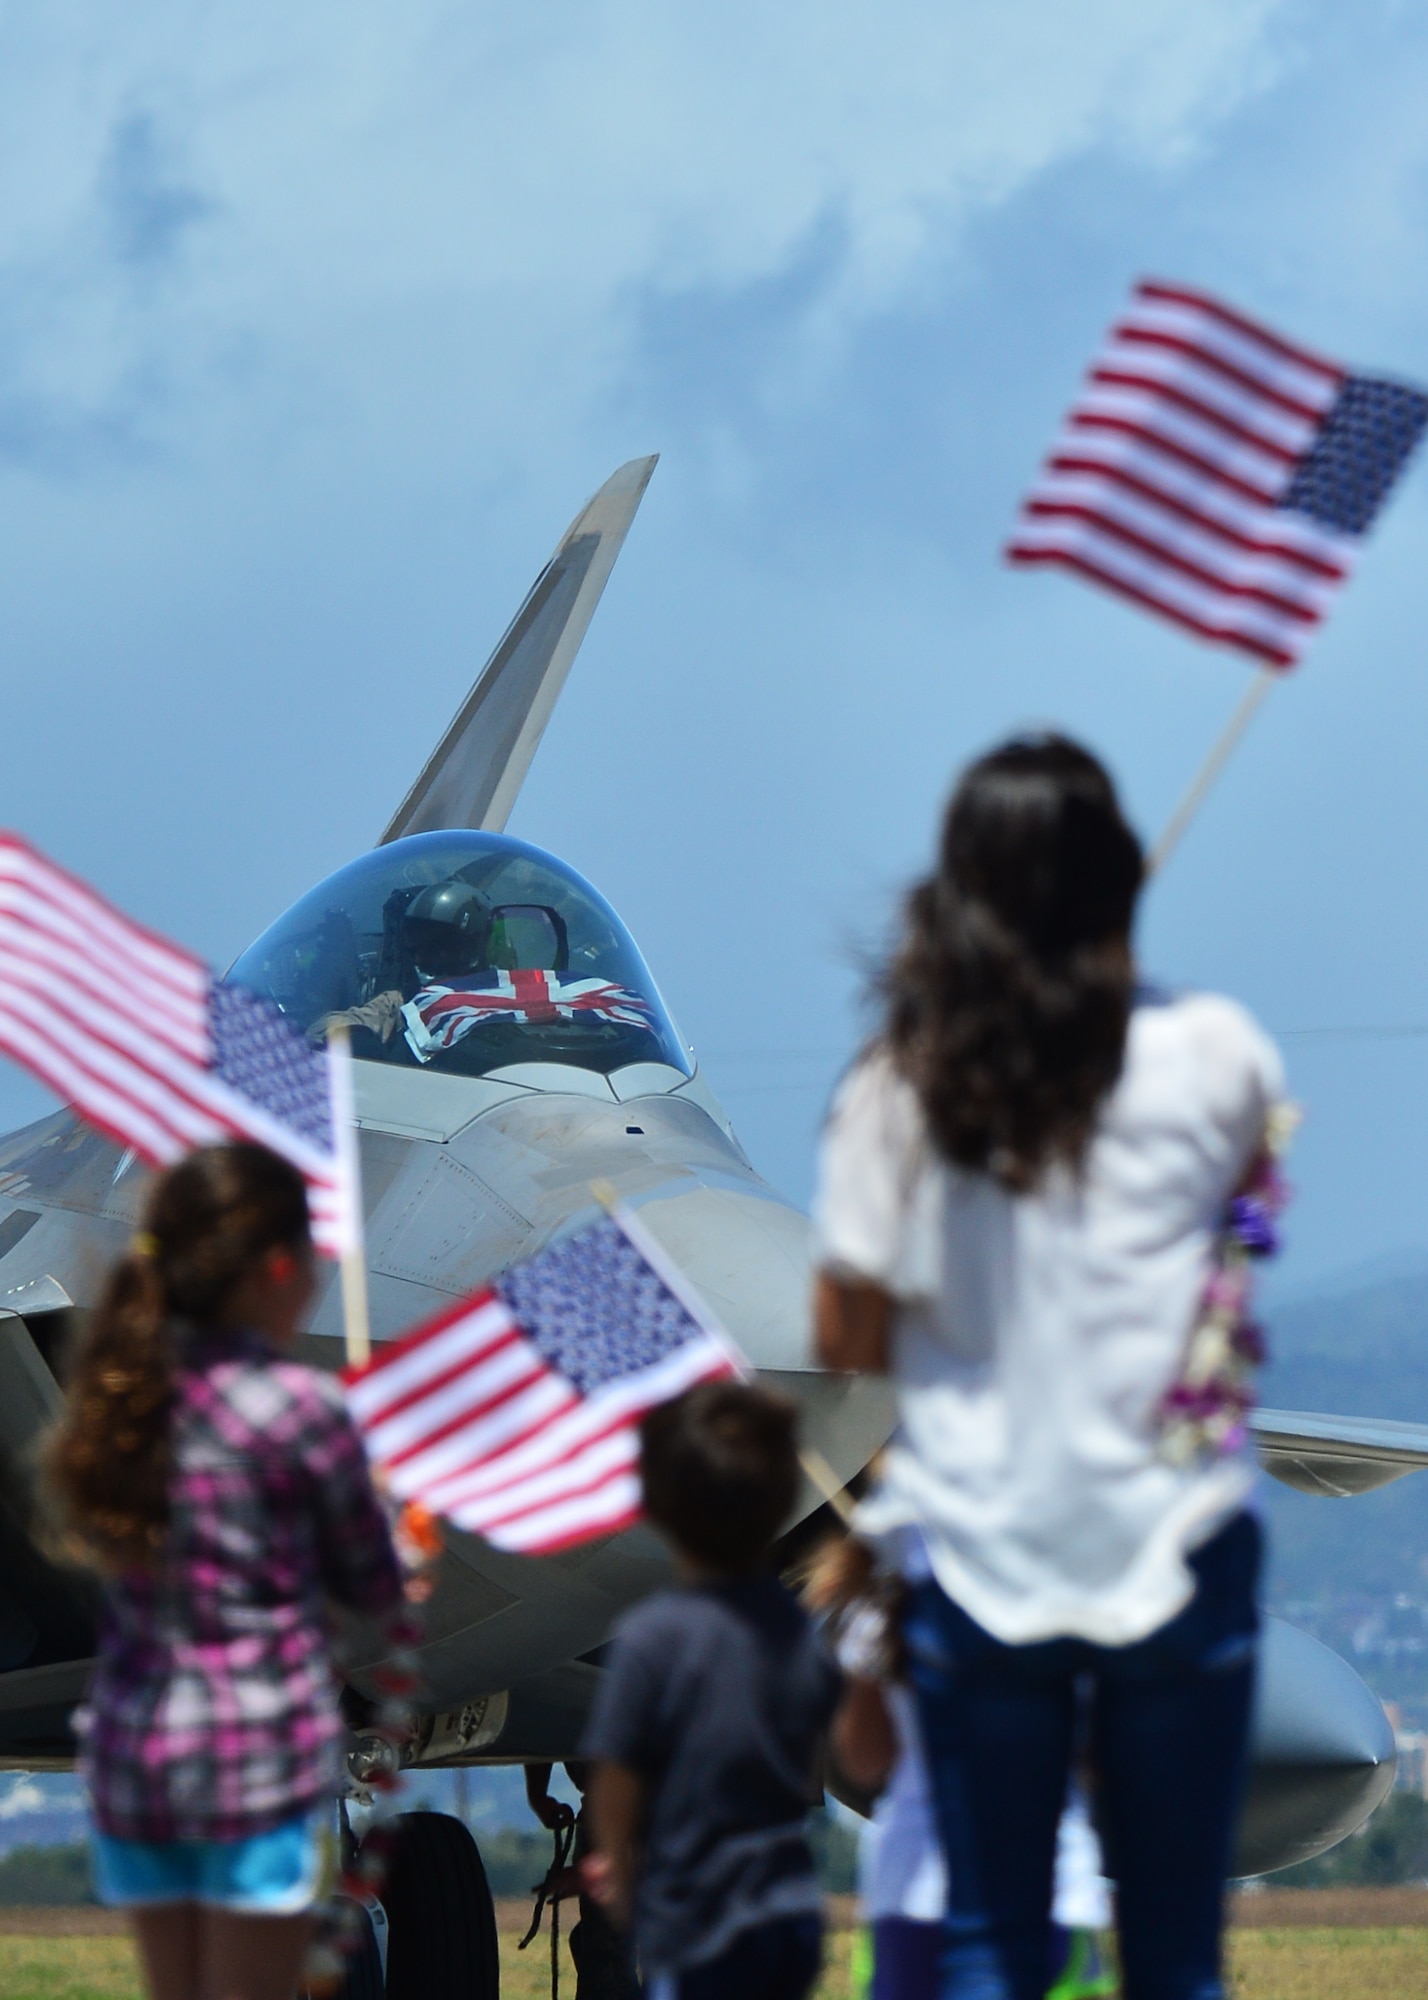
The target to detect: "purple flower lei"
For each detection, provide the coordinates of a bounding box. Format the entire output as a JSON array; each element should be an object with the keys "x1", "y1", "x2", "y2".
[{"x1": 1157, "y1": 1110, "x2": 1296, "y2": 1466}]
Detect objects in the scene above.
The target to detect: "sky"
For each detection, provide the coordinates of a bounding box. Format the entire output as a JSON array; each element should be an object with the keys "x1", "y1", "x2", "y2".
[{"x1": 2, "y1": 3, "x2": 1428, "y2": 1295}]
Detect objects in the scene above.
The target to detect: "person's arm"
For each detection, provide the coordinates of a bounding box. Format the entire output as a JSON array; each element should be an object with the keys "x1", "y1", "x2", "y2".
[
  {"x1": 815, "y1": 1272, "x2": 895, "y2": 1374},
  {"x1": 580, "y1": 1761, "x2": 646, "y2": 1928},
  {"x1": 830, "y1": 1676, "x2": 898, "y2": 1794},
  {"x1": 524, "y1": 1762, "x2": 576, "y2": 1833}
]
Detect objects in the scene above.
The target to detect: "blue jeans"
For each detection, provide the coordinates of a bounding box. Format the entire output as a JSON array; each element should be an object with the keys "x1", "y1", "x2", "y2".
[{"x1": 905, "y1": 1512, "x2": 1261, "y2": 2000}]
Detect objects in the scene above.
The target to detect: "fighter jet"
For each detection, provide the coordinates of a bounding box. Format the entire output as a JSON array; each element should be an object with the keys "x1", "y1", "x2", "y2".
[{"x1": 0, "y1": 457, "x2": 1419, "y2": 1990}]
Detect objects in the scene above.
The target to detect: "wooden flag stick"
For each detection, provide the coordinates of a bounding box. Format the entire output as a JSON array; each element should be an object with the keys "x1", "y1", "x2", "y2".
[
  {"x1": 1147, "y1": 666, "x2": 1277, "y2": 876},
  {"x1": 798, "y1": 1445, "x2": 858, "y2": 1527},
  {"x1": 327, "y1": 1022, "x2": 371, "y2": 1370}
]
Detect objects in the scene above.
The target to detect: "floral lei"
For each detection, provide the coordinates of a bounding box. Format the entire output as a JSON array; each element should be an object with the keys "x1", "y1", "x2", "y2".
[
  {"x1": 1157, "y1": 1103, "x2": 1298, "y2": 1465},
  {"x1": 304, "y1": 1498, "x2": 442, "y2": 1994}
]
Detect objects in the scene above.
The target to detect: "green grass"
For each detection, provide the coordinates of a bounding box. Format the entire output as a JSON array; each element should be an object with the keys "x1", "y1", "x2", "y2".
[
  {"x1": 0, "y1": 1937, "x2": 142, "y2": 2000},
  {"x1": 4, "y1": 1922, "x2": 1427, "y2": 2000}
]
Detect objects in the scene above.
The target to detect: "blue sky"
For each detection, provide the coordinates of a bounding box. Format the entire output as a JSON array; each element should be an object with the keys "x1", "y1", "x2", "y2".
[{"x1": 2, "y1": 3, "x2": 1428, "y2": 1294}]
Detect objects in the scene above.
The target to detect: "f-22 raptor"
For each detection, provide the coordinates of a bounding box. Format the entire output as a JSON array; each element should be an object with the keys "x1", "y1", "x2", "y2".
[{"x1": 0, "y1": 457, "x2": 1420, "y2": 1990}]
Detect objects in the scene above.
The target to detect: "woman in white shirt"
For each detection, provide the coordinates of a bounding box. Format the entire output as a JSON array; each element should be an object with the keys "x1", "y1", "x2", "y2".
[{"x1": 814, "y1": 736, "x2": 1283, "y2": 2000}]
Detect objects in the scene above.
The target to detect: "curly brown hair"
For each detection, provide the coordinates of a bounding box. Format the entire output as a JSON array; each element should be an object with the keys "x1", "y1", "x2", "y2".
[
  {"x1": 882, "y1": 734, "x2": 1143, "y2": 1192},
  {"x1": 45, "y1": 1143, "x2": 311, "y2": 1572}
]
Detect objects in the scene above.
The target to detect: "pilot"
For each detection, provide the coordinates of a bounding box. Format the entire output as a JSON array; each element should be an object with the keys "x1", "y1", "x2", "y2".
[
  {"x1": 400, "y1": 879, "x2": 491, "y2": 984},
  {"x1": 309, "y1": 879, "x2": 493, "y2": 1047}
]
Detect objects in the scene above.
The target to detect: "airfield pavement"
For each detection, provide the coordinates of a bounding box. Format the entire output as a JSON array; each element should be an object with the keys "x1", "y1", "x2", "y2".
[{"x1": 2, "y1": 1893, "x2": 1428, "y2": 1998}]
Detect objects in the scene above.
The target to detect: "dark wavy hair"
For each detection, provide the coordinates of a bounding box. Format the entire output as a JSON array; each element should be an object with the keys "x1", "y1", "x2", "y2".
[
  {"x1": 45, "y1": 1143, "x2": 311, "y2": 1573},
  {"x1": 881, "y1": 734, "x2": 1143, "y2": 1191}
]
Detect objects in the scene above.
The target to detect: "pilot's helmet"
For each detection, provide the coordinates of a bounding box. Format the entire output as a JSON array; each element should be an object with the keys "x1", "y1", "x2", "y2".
[{"x1": 402, "y1": 880, "x2": 489, "y2": 981}]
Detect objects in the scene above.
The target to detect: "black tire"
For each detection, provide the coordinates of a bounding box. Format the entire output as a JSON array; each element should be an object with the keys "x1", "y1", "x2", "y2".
[
  {"x1": 332, "y1": 1902, "x2": 385, "y2": 2000},
  {"x1": 377, "y1": 1810, "x2": 500, "y2": 2000}
]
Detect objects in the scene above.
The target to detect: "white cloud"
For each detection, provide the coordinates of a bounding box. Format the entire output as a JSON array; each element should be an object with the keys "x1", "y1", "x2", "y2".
[
  {"x1": 0, "y1": 1777, "x2": 47, "y2": 1818},
  {"x1": 0, "y1": 1, "x2": 1289, "y2": 470}
]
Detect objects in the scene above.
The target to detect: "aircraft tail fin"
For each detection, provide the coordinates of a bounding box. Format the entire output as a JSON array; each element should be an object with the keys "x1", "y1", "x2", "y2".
[{"x1": 379, "y1": 454, "x2": 658, "y2": 843}]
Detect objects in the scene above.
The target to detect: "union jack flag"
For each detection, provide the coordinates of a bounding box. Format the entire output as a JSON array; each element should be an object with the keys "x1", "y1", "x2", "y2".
[
  {"x1": 0, "y1": 833, "x2": 357, "y2": 1255},
  {"x1": 402, "y1": 969, "x2": 652, "y2": 1061},
  {"x1": 1007, "y1": 279, "x2": 1428, "y2": 668},
  {"x1": 344, "y1": 1206, "x2": 739, "y2": 1553}
]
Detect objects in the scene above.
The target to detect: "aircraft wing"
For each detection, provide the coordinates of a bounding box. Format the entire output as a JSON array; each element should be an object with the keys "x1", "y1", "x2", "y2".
[
  {"x1": 379, "y1": 454, "x2": 658, "y2": 842},
  {"x1": 1254, "y1": 1406, "x2": 1428, "y2": 1496}
]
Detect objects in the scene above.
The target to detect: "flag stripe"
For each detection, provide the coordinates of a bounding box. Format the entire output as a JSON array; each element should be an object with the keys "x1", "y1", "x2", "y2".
[
  {"x1": 0, "y1": 835, "x2": 351, "y2": 1256},
  {"x1": 349, "y1": 1212, "x2": 740, "y2": 1556},
  {"x1": 1067, "y1": 411, "x2": 1284, "y2": 508},
  {"x1": 1007, "y1": 541, "x2": 1298, "y2": 668},
  {"x1": 0, "y1": 837, "x2": 209, "y2": 999},
  {"x1": 1040, "y1": 447, "x2": 1352, "y2": 576},
  {"x1": 1006, "y1": 279, "x2": 1385, "y2": 667},
  {"x1": 374, "y1": 1357, "x2": 567, "y2": 1477},
  {"x1": 386, "y1": 1374, "x2": 580, "y2": 1495},
  {"x1": 1009, "y1": 510, "x2": 1316, "y2": 646},
  {"x1": 472, "y1": 1476, "x2": 643, "y2": 1555},
  {"x1": 1017, "y1": 493, "x2": 1330, "y2": 623},
  {"x1": 1111, "y1": 326, "x2": 1329, "y2": 426},
  {"x1": 406, "y1": 1338, "x2": 738, "y2": 1518},
  {"x1": 0, "y1": 1001, "x2": 211, "y2": 1163},
  {"x1": 354, "y1": 1325, "x2": 533, "y2": 1447},
  {"x1": 0, "y1": 980, "x2": 220, "y2": 1157},
  {"x1": 447, "y1": 1425, "x2": 641, "y2": 1534},
  {"x1": 1095, "y1": 344, "x2": 1320, "y2": 456},
  {"x1": 342, "y1": 1293, "x2": 513, "y2": 1420},
  {"x1": 1135, "y1": 281, "x2": 1343, "y2": 385},
  {"x1": 1119, "y1": 296, "x2": 1341, "y2": 421},
  {"x1": 0, "y1": 887, "x2": 210, "y2": 1062},
  {"x1": 0, "y1": 953, "x2": 223, "y2": 1138},
  {"x1": 1072, "y1": 388, "x2": 1294, "y2": 497}
]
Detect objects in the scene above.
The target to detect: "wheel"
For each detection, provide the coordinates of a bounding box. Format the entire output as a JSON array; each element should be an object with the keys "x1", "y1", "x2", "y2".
[{"x1": 376, "y1": 1810, "x2": 500, "y2": 2000}]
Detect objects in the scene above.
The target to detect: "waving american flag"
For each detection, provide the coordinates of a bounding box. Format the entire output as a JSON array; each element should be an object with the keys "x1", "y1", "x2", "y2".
[
  {"x1": 402, "y1": 968, "x2": 652, "y2": 1060},
  {"x1": 1007, "y1": 279, "x2": 1428, "y2": 668},
  {"x1": 0, "y1": 834, "x2": 357, "y2": 1255},
  {"x1": 344, "y1": 1206, "x2": 739, "y2": 1553}
]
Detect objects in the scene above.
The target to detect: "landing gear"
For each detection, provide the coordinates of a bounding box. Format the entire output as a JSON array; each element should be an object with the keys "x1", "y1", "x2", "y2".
[{"x1": 378, "y1": 1810, "x2": 501, "y2": 2000}]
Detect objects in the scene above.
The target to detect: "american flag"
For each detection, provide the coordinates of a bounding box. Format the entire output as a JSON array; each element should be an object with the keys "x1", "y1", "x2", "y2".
[
  {"x1": 1006, "y1": 279, "x2": 1428, "y2": 668},
  {"x1": 343, "y1": 1208, "x2": 739, "y2": 1554},
  {"x1": 0, "y1": 833, "x2": 356, "y2": 1255},
  {"x1": 402, "y1": 969, "x2": 652, "y2": 1061}
]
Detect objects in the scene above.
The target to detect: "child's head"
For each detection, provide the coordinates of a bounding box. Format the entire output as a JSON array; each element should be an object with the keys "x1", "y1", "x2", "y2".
[
  {"x1": 639, "y1": 1380, "x2": 800, "y2": 1572},
  {"x1": 45, "y1": 1142, "x2": 312, "y2": 1571}
]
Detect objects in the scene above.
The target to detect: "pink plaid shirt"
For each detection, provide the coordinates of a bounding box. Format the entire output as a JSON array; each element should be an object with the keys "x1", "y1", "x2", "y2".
[{"x1": 79, "y1": 1325, "x2": 402, "y2": 1843}]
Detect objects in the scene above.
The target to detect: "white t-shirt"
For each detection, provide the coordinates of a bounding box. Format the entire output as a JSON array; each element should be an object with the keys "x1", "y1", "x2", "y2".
[{"x1": 814, "y1": 992, "x2": 1284, "y2": 1647}]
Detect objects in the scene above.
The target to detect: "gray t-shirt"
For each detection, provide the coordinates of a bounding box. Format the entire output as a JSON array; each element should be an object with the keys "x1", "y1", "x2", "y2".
[{"x1": 581, "y1": 1575, "x2": 842, "y2": 1975}]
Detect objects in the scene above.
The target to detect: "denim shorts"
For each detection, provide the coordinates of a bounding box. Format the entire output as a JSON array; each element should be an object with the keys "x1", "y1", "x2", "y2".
[{"x1": 91, "y1": 1809, "x2": 331, "y2": 1914}]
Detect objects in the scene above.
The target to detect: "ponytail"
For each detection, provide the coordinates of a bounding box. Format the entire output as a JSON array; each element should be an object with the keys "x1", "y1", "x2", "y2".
[
  {"x1": 45, "y1": 1142, "x2": 311, "y2": 1572},
  {"x1": 46, "y1": 1246, "x2": 175, "y2": 1570}
]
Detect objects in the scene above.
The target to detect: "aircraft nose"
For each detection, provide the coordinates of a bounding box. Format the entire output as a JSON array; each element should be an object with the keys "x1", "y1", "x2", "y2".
[
  {"x1": 1236, "y1": 1614, "x2": 1396, "y2": 1876},
  {"x1": 636, "y1": 1183, "x2": 815, "y2": 1369},
  {"x1": 635, "y1": 1183, "x2": 896, "y2": 1500}
]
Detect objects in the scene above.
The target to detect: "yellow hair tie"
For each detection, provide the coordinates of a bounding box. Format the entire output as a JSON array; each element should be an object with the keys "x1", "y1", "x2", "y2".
[{"x1": 130, "y1": 1232, "x2": 159, "y2": 1261}]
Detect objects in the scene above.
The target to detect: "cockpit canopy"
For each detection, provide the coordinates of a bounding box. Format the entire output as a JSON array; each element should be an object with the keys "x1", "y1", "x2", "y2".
[{"x1": 226, "y1": 831, "x2": 691, "y2": 1082}]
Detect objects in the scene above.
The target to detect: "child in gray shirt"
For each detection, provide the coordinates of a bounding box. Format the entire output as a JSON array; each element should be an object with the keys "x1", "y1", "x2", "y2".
[{"x1": 581, "y1": 1382, "x2": 844, "y2": 1999}]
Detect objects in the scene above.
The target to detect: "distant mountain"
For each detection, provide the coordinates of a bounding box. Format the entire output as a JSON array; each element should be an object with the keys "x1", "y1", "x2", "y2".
[
  {"x1": 1261, "y1": 1259, "x2": 1428, "y2": 1427},
  {"x1": 1257, "y1": 1263, "x2": 1428, "y2": 1713}
]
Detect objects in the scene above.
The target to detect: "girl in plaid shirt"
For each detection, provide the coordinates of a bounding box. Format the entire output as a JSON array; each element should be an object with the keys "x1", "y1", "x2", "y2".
[{"x1": 47, "y1": 1143, "x2": 402, "y2": 2000}]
